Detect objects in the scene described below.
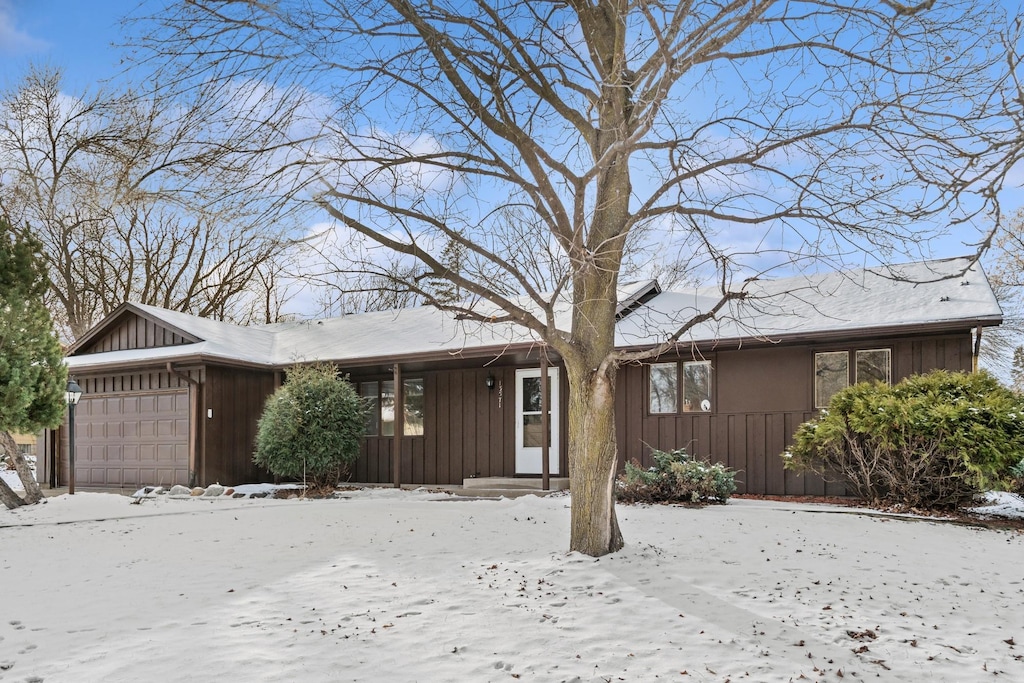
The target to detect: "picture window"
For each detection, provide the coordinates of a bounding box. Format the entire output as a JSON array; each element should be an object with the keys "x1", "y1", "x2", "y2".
[
  {"x1": 814, "y1": 351, "x2": 849, "y2": 409},
  {"x1": 360, "y1": 378, "x2": 424, "y2": 436},
  {"x1": 648, "y1": 360, "x2": 713, "y2": 413},
  {"x1": 856, "y1": 349, "x2": 891, "y2": 385},
  {"x1": 648, "y1": 363, "x2": 678, "y2": 414}
]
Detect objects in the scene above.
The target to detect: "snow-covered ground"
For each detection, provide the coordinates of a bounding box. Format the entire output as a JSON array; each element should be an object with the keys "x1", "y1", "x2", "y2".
[
  {"x1": 0, "y1": 469, "x2": 24, "y2": 491},
  {"x1": 1, "y1": 488, "x2": 1022, "y2": 682}
]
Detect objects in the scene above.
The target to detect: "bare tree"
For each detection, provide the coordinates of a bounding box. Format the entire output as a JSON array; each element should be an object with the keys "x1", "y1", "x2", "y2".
[
  {"x1": 137, "y1": 0, "x2": 1022, "y2": 555},
  {"x1": 981, "y1": 209, "x2": 1024, "y2": 376},
  {"x1": 0, "y1": 65, "x2": 304, "y2": 340}
]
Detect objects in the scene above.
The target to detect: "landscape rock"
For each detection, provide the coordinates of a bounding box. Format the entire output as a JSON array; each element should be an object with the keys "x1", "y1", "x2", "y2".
[{"x1": 202, "y1": 483, "x2": 225, "y2": 497}]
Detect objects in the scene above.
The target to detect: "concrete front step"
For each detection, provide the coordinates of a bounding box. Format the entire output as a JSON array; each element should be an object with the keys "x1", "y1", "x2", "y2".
[
  {"x1": 345, "y1": 479, "x2": 569, "y2": 498},
  {"x1": 462, "y1": 476, "x2": 569, "y2": 490}
]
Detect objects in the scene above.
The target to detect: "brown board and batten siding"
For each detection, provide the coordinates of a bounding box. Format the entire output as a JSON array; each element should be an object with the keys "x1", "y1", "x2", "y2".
[
  {"x1": 200, "y1": 366, "x2": 276, "y2": 486},
  {"x1": 76, "y1": 313, "x2": 194, "y2": 354},
  {"x1": 616, "y1": 331, "x2": 975, "y2": 496},
  {"x1": 351, "y1": 364, "x2": 570, "y2": 486}
]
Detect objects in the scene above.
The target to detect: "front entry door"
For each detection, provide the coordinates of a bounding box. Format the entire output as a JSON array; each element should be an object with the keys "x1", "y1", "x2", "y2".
[{"x1": 514, "y1": 368, "x2": 559, "y2": 475}]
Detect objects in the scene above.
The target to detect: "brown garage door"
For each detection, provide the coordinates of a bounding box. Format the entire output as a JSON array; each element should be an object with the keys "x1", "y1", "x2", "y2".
[{"x1": 73, "y1": 390, "x2": 191, "y2": 488}]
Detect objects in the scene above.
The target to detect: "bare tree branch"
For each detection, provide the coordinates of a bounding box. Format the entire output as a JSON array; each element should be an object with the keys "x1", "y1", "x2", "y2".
[{"x1": 132, "y1": 0, "x2": 1024, "y2": 555}]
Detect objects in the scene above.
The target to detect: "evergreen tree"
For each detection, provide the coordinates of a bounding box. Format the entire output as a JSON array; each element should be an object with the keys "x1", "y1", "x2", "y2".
[
  {"x1": 428, "y1": 234, "x2": 466, "y2": 306},
  {"x1": 0, "y1": 218, "x2": 67, "y2": 509},
  {"x1": 1012, "y1": 346, "x2": 1024, "y2": 394}
]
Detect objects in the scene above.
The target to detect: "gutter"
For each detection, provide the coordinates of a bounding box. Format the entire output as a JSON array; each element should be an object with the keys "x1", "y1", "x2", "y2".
[
  {"x1": 67, "y1": 316, "x2": 1002, "y2": 375},
  {"x1": 615, "y1": 317, "x2": 1003, "y2": 356}
]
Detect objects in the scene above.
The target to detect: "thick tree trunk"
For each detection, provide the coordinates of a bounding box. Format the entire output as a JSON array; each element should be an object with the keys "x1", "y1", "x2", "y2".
[
  {"x1": 0, "y1": 431, "x2": 43, "y2": 504},
  {"x1": 0, "y1": 474, "x2": 26, "y2": 509},
  {"x1": 565, "y1": 359, "x2": 624, "y2": 556}
]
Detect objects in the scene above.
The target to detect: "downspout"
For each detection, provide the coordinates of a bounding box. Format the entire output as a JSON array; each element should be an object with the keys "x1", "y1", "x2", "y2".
[
  {"x1": 973, "y1": 325, "x2": 983, "y2": 374},
  {"x1": 167, "y1": 362, "x2": 201, "y2": 487}
]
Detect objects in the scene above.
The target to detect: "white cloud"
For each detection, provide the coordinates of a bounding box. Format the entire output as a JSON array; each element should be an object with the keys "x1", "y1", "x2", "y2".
[{"x1": 0, "y1": 1, "x2": 48, "y2": 56}]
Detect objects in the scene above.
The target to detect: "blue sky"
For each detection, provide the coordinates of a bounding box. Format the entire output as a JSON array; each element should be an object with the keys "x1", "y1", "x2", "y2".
[
  {"x1": 2, "y1": 0, "x2": 1022, "y2": 267},
  {"x1": 0, "y1": 0, "x2": 143, "y2": 90}
]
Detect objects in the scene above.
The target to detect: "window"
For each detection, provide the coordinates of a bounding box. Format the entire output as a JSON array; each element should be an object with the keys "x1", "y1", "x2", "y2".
[
  {"x1": 683, "y1": 360, "x2": 712, "y2": 412},
  {"x1": 360, "y1": 381, "x2": 380, "y2": 436},
  {"x1": 520, "y1": 373, "x2": 555, "y2": 447},
  {"x1": 649, "y1": 363, "x2": 678, "y2": 414},
  {"x1": 381, "y1": 380, "x2": 396, "y2": 435},
  {"x1": 361, "y1": 378, "x2": 424, "y2": 436},
  {"x1": 815, "y1": 348, "x2": 892, "y2": 409},
  {"x1": 814, "y1": 351, "x2": 849, "y2": 409},
  {"x1": 856, "y1": 349, "x2": 891, "y2": 385},
  {"x1": 648, "y1": 360, "x2": 713, "y2": 413},
  {"x1": 403, "y1": 378, "x2": 425, "y2": 436}
]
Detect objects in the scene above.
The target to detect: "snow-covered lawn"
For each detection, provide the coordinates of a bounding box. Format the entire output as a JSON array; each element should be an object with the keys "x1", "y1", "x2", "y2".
[
  {"x1": 0, "y1": 469, "x2": 25, "y2": 491},
  {"x1": 1, "y1": 489, "x2": 1022, "y2": 682}
]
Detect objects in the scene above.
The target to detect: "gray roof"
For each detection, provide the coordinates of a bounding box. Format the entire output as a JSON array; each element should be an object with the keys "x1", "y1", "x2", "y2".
[
  {"x1": 615, "y1": 256, "x2": 1001, "y2": 348},
  {"x1": 67, "y1": 256, "x2": 1001, "y2": 372}
]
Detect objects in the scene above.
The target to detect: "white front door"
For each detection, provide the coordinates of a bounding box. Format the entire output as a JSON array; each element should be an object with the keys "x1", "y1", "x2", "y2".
[{"x1": 514, "y1": 368, "x2": 559, "y2": 475}]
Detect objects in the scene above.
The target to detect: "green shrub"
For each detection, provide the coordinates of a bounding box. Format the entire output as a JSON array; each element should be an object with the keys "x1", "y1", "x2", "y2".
[
  {"x1": 617, "y1": 447, "x2": 736, "y2": 504},
  {"x1": 784, "y1": 370, "x2": 1024, "y2": 509},
  {"x1": 254, "y1": 364, "x2": 366, "y2": 490}
]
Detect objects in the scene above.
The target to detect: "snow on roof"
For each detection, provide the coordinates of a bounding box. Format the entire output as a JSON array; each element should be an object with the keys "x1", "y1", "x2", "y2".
[
  {"x1": 68, "y1": 256, "x2": 1000, "y2": 371},
  {"x1": 128, "y1": 302, "x2": 278, "y2": 361},
  {"x1": 265, "y1": 305, "x2": 540, "y2": 365},
  {"x1": 616, "y1": 256, "x2": 1001, "y2": 347}
]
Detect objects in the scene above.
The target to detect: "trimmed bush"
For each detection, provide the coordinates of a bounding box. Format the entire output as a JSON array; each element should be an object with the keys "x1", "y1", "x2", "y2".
[
  {"x1": 784, "y1": 370, "x2": 1024, "y2": 509},
  {"x1": 254, "y1": 364, "x2": 366, "y2": 490},
  {"x1": 616, "y1": 447, "x2": 736, "y2": 504}
]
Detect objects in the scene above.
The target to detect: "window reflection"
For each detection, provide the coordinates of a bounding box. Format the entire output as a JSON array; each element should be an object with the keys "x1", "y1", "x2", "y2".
[
  {"x1": 815, "y1": 351, "x2": 849, "y2": 408},
  {"x1": 683, "y1": 361, "x2": 711, "y2": 412},
  {"x1": 649, "y1": 363, "x2": 678, "y2": 413},
  {"x1": 360, "y1": 378, "x2": 425, "y2": 437},
  {"x1": 856, "y1": 349, "x2": 891, "y2": 385}
]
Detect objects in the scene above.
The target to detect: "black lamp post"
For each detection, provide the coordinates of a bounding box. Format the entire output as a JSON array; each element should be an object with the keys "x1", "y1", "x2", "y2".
[{"x1": 65, "y1": 379, "x2": 83, "y2": 495}]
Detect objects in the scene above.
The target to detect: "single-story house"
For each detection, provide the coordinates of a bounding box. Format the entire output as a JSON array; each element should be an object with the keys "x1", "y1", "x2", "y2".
[{"x1": 41, "y1": 256, "x2": 1001, "y2": 495}]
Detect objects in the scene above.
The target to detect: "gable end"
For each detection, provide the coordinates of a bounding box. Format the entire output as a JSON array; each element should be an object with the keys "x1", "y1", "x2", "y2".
[{"x1": 72, "y1": 309, "x2": 200, "y2": 356}]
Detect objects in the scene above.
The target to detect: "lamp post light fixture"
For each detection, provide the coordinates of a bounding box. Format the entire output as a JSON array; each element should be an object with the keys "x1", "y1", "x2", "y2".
[{"x1": 65, "y1": 379, "x2": 83, "y2": 495}]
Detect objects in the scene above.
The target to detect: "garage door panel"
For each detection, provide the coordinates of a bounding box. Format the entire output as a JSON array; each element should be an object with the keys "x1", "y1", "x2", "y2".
[
  {"x1": 123, "y1": 444, "x2": 140, "y2": 463},
  {"x1": 74, "y1": 390, "x2": 190, "y2": 487},
  {"x1": 138, "y1": 420, "x2": 154, "y2": 437},
  {"x1": 82, "y1": 443, "x2": 116, "y2": 464},
  {"x1": 157, "y1": 419, "x2": 177, "y2": 437}
]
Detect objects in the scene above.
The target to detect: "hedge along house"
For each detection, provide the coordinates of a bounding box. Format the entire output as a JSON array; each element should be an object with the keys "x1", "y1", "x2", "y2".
[{"x1": 45, "y1": 256, "x2": 1001, "y2": 495}]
